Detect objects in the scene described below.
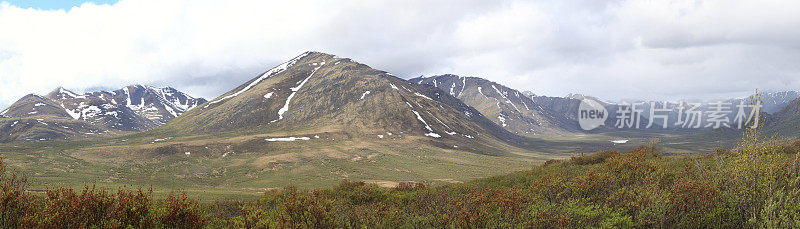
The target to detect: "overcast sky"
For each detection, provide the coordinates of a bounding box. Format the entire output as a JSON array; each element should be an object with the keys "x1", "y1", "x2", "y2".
[{"x1": 1, "y1": 0, "x2": 800, "y2": 109}]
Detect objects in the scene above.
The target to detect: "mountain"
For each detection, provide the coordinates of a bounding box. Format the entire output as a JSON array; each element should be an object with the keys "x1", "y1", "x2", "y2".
[
  {"x1": 160, "y1": 52, "x2": 519, "y2": 148},
  {"x1": 408, "y1": 75, "x2": 577, "y2": 136},
  {"x1": 529, "y1": 93, "x2": 611, "y2": 124},
  {"x1": 730, "y1": 91, "x2": 799, "y2": 114},
  {"x1": 46, "y1": 85, "x2": 207, "y2": 127},
  {"x1": 0, "y1": 85, "x2": 205, "y2": 142},
  {"x1": 769, "y1": 97, "x2": 800, "y2": 136},
  {"x1": 527, "y1": 91, "x2": 795, "y2": 132}
]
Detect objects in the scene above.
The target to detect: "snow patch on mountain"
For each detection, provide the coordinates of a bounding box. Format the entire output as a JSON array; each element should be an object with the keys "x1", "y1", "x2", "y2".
[
  {"x1": 206, "y1": 52, "x2": 310, "y2": 108},
  {"x1": 274, "y1": 63, "x2": 324, "y2": 122},
  {"x1": 414, "y1": 92, "x2": 432, "y2": 100}
]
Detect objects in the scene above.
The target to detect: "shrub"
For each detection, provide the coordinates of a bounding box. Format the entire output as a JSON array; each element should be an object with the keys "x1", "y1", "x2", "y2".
[
  {"x1": 0, "y1": 158, "x2": 34, "y2": 228},
  {"x1": 570, "y1": 150, "x2": 619, "y2": 165},
  {"x1": 155, "y1": 192, "x2": 206, "y2": 229}
]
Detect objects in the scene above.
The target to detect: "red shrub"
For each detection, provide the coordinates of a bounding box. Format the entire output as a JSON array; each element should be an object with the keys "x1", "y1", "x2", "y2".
[{"x1": 156, "y1": 192, "x2": 206, "y2": 229}]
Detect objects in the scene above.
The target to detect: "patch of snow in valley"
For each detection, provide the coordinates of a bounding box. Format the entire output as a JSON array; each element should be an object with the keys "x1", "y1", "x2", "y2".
[
  {"x1": 498, "y1": 115, "x2": 507, "y2": 127},
  {"x1": 360, "y1": 91, "x2": 371, "y2": 100},
  {"x1": 263, "y1": 92, "x2": 274, "y2": 99},
  {"x1": 150, "y1": 137, "x2": 173, "y2": 143},
  {"x1": 425, "y1": 133, "x2": 442, "y2": 138},
  {"x1": 611, "y1": 140, "x2": 629, "y2": 144},
  {"x1": 265, "y1": 136, "x2": 311, "y2": 142}
]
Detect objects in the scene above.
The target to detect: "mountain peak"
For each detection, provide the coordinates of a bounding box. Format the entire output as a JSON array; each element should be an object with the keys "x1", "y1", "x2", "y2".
[{"x1": 46, "y1": 86, "x2": 81, "y2": 100}]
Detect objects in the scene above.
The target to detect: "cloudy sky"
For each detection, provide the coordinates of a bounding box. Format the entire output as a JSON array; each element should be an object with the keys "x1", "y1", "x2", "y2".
[{"x1": 1, "y1": 0, "x2": 799, "y2": 109}]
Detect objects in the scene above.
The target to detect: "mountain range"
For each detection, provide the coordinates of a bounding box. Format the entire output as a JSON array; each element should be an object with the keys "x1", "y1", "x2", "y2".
[
  {"x1": 1, "y1": 51, "x2": 799, "y2": 195},
  {"x1": 1, "y1": 52, "x2": 799, "y2": 143},
  {"x1": 0, "y1": 85, "x2": 205, "y2": 142}
]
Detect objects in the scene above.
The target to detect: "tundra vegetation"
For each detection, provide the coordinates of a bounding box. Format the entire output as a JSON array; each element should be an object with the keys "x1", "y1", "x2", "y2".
[{"x1": 0, "y1": 123, "x2": 798, "y2": 228}]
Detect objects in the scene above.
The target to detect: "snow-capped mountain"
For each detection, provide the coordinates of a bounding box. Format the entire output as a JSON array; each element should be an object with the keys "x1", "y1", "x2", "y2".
[
  {"x1": 45, "y1": 85, "x2": 207, "y2": 128},
  {"x1": 409, "y1": 75, "x2": 577, "y2": 136},
  {"x1": 0, "y1": 85, "x2": 205, "y2": 142},
  {"x1": 730, "y1": 91, "x2": 800, "y2": 114}
]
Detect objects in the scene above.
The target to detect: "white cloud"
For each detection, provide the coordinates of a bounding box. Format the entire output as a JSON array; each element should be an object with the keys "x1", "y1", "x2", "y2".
[{"x1": 1, "y1": 0, "x2": 800, "y2": 109}]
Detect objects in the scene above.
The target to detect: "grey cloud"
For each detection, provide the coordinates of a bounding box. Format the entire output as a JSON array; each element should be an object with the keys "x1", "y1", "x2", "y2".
[{"x1": 1, "y1": 0, "x2": 799, "y2": 110}]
